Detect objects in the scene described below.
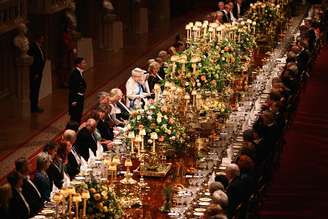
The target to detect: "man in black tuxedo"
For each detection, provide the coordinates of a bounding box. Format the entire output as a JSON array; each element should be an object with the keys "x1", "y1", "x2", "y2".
[
  {"x1": 7, "y1": 171, "x2": 30, "y2": 219},
  {"x1": 62, "y1": 129, "x2": 81, "y2": 179},
  {"x1": 75, "y1": 118, "x2": 98, "y2": 160},
  {"x1": 68, "y1": 57, "x2": 87, "y2": 124},
  {"x1": 15, "y1": 157, "x2": 43, "y2": 216},
  {"x1": 233, "y1": 0, "x2": 245, "y2": 19},
  {"x1": 222, "y1": 4, "x2": 232, "y2": 23},
  {"x1": 27, "y1": 33, "x2": 46, "y2": 113}
]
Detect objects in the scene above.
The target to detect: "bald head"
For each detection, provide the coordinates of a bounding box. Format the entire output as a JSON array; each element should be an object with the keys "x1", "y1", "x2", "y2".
[
  {"x1": 63, "y1": 129, "x2": 76, "y2": 144},
  {"x1": 86, "y1": 118, "x2": 97, "y2": 132},
  {"x1": 110, "y1": 88, "x2": 123, "y2": 102},
  {"x1": 225, "y1": 163, "x2": 240, "y2": 181}
]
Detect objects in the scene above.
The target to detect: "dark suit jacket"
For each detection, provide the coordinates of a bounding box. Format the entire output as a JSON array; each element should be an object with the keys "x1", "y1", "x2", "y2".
[
  {"x1": 9, "y1": 188, "x2": 30, "y2": 219},
  {"x1": 97, "y1": 119, "x2": 114, "y2": 140},
  {"x1": 148, "y1": 74, "x2": 161, "y2": 92},
  {"x1": 68, "y1": 68, "x2": 87, "y2": 105},
  {"x1": 116, "y1": 101, "x2": 130, "y2": 121},
  {"x1": 27, "y1": 42, "x2": 45, "y2": 76},
  {"x1": 158, "y1": 65, "x2": 166, "y2": 79},
  {"x1": 222, "y1": 10, "x2": 232, "y2": 23},
  {"x1": 75, "y1": 127, "x2": 97, "y2": 160},
  {"x1": 33, "y1": 171, "x2": 51, "y2": 202},
  {"x1": 233, "y1": 2, "x2": 245, "y2": 19},
  {"x1": 22, "y1": 178, "x2": 43, "y2": 216},
  {"x1": 46, "y1": 159, "x2": 64, "y2": 189},
  {"x1": 226, "y1": 173, "x2": 255, "y2": 217},
  {"x1": 66, "y1": 149, "x2": 81, "y2": 179}
]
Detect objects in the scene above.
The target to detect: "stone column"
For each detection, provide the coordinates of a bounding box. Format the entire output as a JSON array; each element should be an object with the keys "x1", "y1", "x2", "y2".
[
  {"x1": 16, "y1": 55, "x2": 33, "y2": 117},
  {"x1": 136, "y1": 7, "x2": 149, "y2": 34},
  {"x1": 99, "y1": 14, "x2": 123, "y2": 51}
]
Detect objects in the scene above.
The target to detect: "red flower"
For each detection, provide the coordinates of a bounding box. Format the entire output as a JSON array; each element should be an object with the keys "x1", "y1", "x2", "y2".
[
  {"x1": 168, "y1": 118, "x2": 174, "y2": 124},
  {"x1": 159, "y1": 136, "x2": 164, "y2": 142},
  {"x1": 200, "y1": 75, "x2": 206, "y2": 81}
]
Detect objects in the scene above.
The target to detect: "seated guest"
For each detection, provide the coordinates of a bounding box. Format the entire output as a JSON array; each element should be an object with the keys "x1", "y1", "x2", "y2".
[
  {"x1": 96, "y1": 106, "x2": 114, "y2": 141},
  {"x1": 233, "y1": 0, "x2": 245, "y2": 19},
  {"x1": 222, "y1": 3, "x2": 232, "y2": 23},
  {"x1": 157, "y1": 50, "x2": 169, "y2": 79},
  {"x1": 225, "y1": 163, "x2": 247, "y2": 217},
  {"x1": 236, "y1": 155, "x2": 256, "y2": 191},
  {"x1": 15, "y1": 157, "x2": 43, "y2": 216},
  {"x1": 109, "y1": 88, "x2": 130, "y2": 122},
  {"x1": 218, "y1": 1, "x2": 225, "y2": 11},
  {"x1": 228, "y1": 2, "x2": 237, "y2": 21},
  {"x1": 63, "y1": 129, "x2": 81, "y2": 179},
  {"x1": 147, "y1": 61, "x2": 163, "y2": 92},
  {"x1": 126, "y1": 68, "x2": 150, "y2": 109},
  {"x1": 215, "y1": 172, "x2": 229, "y2": 189},
  {"x1": 75, "y1": 118, "x2": 98, "y2": 160},
  {"x1": 0, "y1": 183, "x2": 12, "y2": 219},
  {"x1": 43, "y1": 141, "x2": 58, "y2": 161},
  {"x1": 65, "y1": 120, "x2": 80, "y2": 132},
  {"x1": 212, "y1": 190, "x2": 229, "y2": 209},
  {"x1": 34, "y1": 153, "x2": 51, "y2": 202},
  {"x1": 95, "y1": 91, "x2": 110, "y2": 109},
  {"x1": 7, "y1": 171, "x2": 30, "y2": 219},
  {"x1": 205, "y1": 204, "x2": 225, "y2": 218},
  {"x1": 209, "y1": 182, "x2": 225, "y2": 195},
  {"x1": 155, "y1": 57, "x2": 166, "y2": 79},
  {"x1": 47, "y1": 143, "x2": 65, "y2": 189},
  {"x1": 215, "y1": 11, "x2": 225, "y2": 24}
]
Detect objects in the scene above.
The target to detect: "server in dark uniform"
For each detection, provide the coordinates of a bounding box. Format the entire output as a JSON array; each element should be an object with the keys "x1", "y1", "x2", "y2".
[
  {"x1": 68, "y1": 57, "x2": 87, "y2": 123},
  {"x1": 27, "y1": 33, "x2": 46, "y2": 113}
]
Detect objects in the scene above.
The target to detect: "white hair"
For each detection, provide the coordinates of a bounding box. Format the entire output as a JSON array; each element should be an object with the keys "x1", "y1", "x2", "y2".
[
  {"x1": 209, "y1": 182, "x2": 225, "y2": 194},
  {"x1": 148, "y1": 61, "x2": 160, "y2": 72},
  {"x1": 225, "y1": 163, "x2": 240, "y2": 180},
  {"x1": 109, "y1": 88, "x2": 123, "y2": 98},
  {"x1": 63, "y1": 129, "x2": 76, "y2": 143},
  {"x1": 212, "y1": 190, "x2": 229, "y2": 208}
]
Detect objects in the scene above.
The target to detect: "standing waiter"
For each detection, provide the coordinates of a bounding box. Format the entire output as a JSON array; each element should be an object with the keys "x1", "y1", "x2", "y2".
[
  {"x1": 68, "y1": 57, "x2": 87, "y2": 123},
  {"x1": 28, "y1": 33, "x2": 46, "y2": 113}
]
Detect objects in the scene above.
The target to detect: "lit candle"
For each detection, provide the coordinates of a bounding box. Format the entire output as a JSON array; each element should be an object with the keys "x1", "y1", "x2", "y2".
[
  {"x1": 150, "y1": 132, "x2": 158, "y2": 153},
  {"x1": 135, "y1": 135, "x2": 142, "y2": 156},
  {"x1": 191, "y1": 90, "x2": 197, "y2": 108},
  {"x1": 67, "y1": 186, "x2": 76, "y2": 219},
  {"x1": 184, "y1": 93, "x2": 190, "y2": 111},
  {"x1": 139, "y1": 129, "x2": 146, "y2": 152},
  {"x1": 128, "y1": 131, "x2": 135, "y2": 153},
  {"x1": 196, "y1": 94, "x2": 202, "y2": 109},
  {"x1": 73, "y1": 194, "x2": 82, "y2": 219},
  {"x1": 112, "y1": 156, "x2": 120, "y2": 181},
  {"x1": 81, "y1": 190, "x2": 90, "y2": 219}
]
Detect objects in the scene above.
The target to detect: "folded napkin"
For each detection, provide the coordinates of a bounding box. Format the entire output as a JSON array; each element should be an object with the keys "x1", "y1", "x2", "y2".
[
  {"x1": 80, "y1": 157, "x2": 88, "y2": 173},
  {"x1": 96, "y1": 142, "x2": 103, "y2": 159},
  {"x1": 88, "y1": 148, "x2": 96, "y2": 166},
  {"x1": 50, "y1": 183, "x2": 59, "y2": 200},
  {"x1": 63, "y1": 172, "x2": 71, "y2": 188}
]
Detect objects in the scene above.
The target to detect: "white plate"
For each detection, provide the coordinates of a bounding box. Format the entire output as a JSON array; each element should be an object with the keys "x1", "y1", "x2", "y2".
[
  {"x1": 41, "y1": 209, "x2": 55, "y2": 215},
  {"x1": 198, "y1": 201, "x2": 210, "y2": 206},
  {"x1": 193, "y1": 212, "x2": 204, "y2": 216},
  {"x1": 194, "y1": 208, "x2": 206, "y2": 212},
  {"x1": 199, "y1": 197, "x2": 212, "y2": 202}
]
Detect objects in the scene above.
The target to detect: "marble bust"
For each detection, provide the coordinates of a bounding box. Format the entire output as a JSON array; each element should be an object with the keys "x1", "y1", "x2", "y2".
[{"x1": 13, "y1": 23, "x2": 30, "y2": 58}]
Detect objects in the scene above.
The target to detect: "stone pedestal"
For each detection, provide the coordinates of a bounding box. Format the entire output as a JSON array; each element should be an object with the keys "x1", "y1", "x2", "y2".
[
  {"x1": 77, "y1": 37, "x2": 94, "y2": 68},
  {"x1": 136, "y1": 7, "x2": 148, "y2": 34},
  {"x1": 39, "y1": 60, "x2": 53, "y2": 100},
  {"x1": 152, "y1": 0, "x2": 170, "y2": 24},
  {"x1": 16, "y1": 55, "x2": 33, "y2": 117},
  {"x1": 100, "y1": 16, "x2": 123, "y2": 52}
]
